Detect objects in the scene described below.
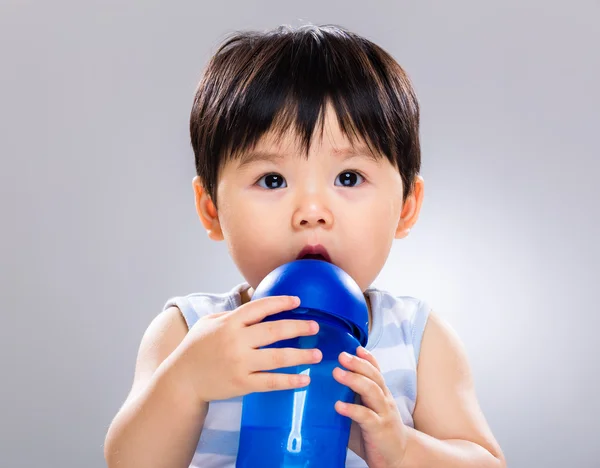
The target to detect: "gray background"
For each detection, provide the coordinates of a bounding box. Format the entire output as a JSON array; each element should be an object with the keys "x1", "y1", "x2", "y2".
[{"x1": 1, "y1": 1, "x2": 598, "y2": 467}]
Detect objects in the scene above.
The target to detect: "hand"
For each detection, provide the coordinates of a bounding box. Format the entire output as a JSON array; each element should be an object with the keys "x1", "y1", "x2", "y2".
[
  {"x1": 170, "y1": 295, "x2": 323, "y2": 404},
  {"x1": 333, "y1": 347, "x2": 409, "y2": 468}
]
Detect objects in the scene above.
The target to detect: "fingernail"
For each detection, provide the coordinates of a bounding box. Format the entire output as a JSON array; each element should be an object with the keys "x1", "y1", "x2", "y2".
[{"x1": 299, "y1": 374, "x2": 310, "y2": 384}]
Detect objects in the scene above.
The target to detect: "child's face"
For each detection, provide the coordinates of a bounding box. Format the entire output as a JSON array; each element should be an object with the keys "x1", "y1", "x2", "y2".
[{"x1": 195, "y1": 103, "x2": 423, "y2": 291}]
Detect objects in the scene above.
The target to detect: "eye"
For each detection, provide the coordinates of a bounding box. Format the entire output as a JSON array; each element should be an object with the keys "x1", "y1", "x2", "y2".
[
  {"x1": 256, "y1": 173, "x2": 287, "y2": 189},
  {"x1": 335, "y1": 171, "x2": 365, "y2": 187}
]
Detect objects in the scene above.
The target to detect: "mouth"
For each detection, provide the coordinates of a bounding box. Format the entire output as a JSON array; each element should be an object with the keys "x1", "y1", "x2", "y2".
[{"x1": 296, "y1": 244, "x2": 332, "y2": 263}]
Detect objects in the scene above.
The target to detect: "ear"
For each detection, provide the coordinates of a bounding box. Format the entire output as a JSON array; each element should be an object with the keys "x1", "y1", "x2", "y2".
[
  {"x1": 192, "y1": 176, "x2": 224, "y2": 241},
  {"x1": 395, "y1": 175, "x2": 424, "y2": 239}
]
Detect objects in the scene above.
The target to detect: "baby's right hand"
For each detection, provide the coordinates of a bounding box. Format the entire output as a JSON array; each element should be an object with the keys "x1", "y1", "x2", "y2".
[{"x1": 169, "y1": 295, "x2": 322, "y2": 404}]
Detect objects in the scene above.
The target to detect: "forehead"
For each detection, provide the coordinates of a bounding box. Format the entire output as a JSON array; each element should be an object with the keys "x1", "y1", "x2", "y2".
[
  {"x1": 236, "y1": 141, "x2": 380, "y2": 170},
  {"x1": 260, "y1": 103, "x2": 353, "y2": 150},
  {"x1": 236, "y1": 106, "x2": 381, "y2": 167}
]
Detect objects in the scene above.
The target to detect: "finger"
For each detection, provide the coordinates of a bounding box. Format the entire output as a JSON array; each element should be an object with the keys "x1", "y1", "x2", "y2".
[
  {"x1": 247, "y1": 318, "x2": 319, "y2": 348},
  {"x1": 236, "y1": 295, "x2": 300, "y2": 326},
  {"x1": 339, "y1": 351, "x2": 386, "y2": 392},
  {"x1": 251, "y1": 347, "x2": 322, "y2": 372},
  {"x1": 247, "y1": 370, "x2": 312, "y2": 393},
  {"x1": 205, "y1": 310, "x2": 230, "y2": 319},
  {"x1": 335, "y1": 400, "x2": 380, "y2": 429},
  {"x1": 333, "y1": 367, "x2": 388, "y2": 415},
  {"x1": 357, "y1": 346, "x2": 381, "y2": 372}
]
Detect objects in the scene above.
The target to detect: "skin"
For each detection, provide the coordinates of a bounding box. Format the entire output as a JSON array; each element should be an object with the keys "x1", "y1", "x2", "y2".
[
  {"x1": 195, "y1": 102, "x2": 422, "y2": 330},
  {"x1": 193, "y1": 102, "x2": 506, "y2": 467}
]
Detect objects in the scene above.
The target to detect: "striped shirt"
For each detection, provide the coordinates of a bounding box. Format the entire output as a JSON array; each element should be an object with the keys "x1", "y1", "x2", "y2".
[{"x1": 163, "y1": 282, "x2": 431, "y2": 467}]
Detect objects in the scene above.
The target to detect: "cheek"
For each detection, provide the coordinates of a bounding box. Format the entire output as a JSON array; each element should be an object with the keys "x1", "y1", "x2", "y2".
[
  {"x1": 376, "y1": 193, "x2": 402, "y2": 236},
  {"x1": 340, "y1": 200, "x2": 399, "y2": 288},
  {"x1": 349, "y1": 197, "x2": 399, "y2": 241},
  {"x1": 225, "y1": 203, "x2": 283, "y2": 242},
  {"x1": 218, "y1": 200, "x2": 289, "y2": 286},
  {"x1": 219, "y1": 193, "x2": 270, "y2": 234},
  {"x1": 223, "y1": 214, "x2": 271, "y2": 254}
]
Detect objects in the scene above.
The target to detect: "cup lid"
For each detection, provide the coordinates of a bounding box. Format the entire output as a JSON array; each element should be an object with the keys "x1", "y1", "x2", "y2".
[{"x1": 251, "y1": 259, "x2": 369, "y2": 346}]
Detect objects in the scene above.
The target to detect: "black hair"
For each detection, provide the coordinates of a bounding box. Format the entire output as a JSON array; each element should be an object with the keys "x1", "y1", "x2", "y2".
[{"x1": 190, "y1": 24, "x2": 421, "y2": 206}]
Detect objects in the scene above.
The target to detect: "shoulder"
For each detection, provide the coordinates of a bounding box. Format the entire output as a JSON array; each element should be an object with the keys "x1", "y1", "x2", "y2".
[
  {"x1": 125, "y1": 285, "x2": 240, "y2": 404},
  {"x1": 415, "y1": 311, "x2": 472, "y2": 411},
  {"x1": 415, "y1": 310, "x2": 471, "y2": 405},
  {"x1": 125, "y1": 305, "x2": 189, "y2": 404},
  {"x1": 413, "y1": 310, "x2": 505, "y2": 461},
  {"x1": 162, "y1": 285, "x2": 242, "y2": 330},
  {"x1": 418, "y1": 310, "x2": 465, "y2": 370}
]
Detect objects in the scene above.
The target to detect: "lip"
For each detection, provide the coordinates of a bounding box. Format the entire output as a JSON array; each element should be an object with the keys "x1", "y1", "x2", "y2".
[{"x1": 296, "y1": 244, "x2": 332, "y2": 263}]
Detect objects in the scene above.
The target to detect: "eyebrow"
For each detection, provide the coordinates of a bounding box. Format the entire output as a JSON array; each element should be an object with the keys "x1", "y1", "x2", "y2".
[{"x1": 236, "y1": 144, "x2": 380, "y2": 168}]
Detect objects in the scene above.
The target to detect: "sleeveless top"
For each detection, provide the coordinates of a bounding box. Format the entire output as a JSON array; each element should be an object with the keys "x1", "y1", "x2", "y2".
[{"x1": 163, "y1": 282, "x2": 431, "y2": 468}]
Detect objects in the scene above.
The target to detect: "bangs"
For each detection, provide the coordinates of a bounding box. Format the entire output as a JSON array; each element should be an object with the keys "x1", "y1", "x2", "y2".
[{"x1": 190, "y1": 24, "x2": 420, "y2": 203}]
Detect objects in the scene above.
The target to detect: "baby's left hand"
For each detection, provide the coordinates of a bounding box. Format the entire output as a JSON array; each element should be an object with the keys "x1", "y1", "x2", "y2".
[{"x1": 333, "y1": 347, "x2": 409, "y2": 468}]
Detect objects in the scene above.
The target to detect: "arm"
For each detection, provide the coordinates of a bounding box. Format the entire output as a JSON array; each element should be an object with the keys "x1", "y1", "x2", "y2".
[
  {"x1": 104, "y1": 306, "x2": 207, "y2": 468},
  {"x1": 401, "y1": 311, "x2": 506, "y2": 468}
]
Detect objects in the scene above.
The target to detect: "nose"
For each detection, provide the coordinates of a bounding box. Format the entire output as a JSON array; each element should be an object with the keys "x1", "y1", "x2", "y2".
[{"x1": 292, "y1": 194, "x2": 334, "y2": 230}]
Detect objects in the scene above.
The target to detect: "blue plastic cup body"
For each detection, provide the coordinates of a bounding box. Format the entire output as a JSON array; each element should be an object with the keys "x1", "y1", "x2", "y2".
[{"x1": 236, "y1": 307, "x2": 361, "y2": 468}]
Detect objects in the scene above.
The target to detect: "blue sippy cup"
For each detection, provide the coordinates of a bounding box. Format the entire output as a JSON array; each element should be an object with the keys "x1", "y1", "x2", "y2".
[{"x1": 236, "y1": 259, "x2": 369, "y2": 468}]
